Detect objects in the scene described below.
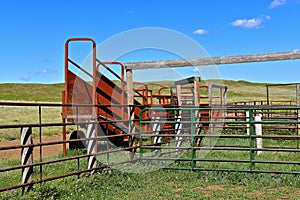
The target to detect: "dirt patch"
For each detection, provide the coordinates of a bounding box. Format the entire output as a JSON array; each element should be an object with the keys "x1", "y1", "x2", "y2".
[
  {"x1": 0, "y1": 135, "x2": 65, "y2": 161},
  {"x1": 173, "y1": 193, "x2": 182, "y2": 198},
  {"x1": 172, "y1": 188, "x2": 183, "y2": 192},
  {"x1": 206, "y1": 185, "x2": 224, "y2": 191},
  {"x1": 197, "y1": 185, "x2": 225, "y2": 199},
  {"x1": 197, "y1": 185, "x2": 224, "y2": 191},
  {"x1": 248, "y1": 187, "x2": 300, "y2": 200}
]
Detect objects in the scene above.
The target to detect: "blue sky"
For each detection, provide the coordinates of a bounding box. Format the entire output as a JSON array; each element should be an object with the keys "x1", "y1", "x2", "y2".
[{"x1": 0, "y1": 0, "x2": 300, "y2": 83}]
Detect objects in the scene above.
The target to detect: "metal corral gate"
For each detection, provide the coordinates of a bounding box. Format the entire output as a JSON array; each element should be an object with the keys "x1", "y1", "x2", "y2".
[{"x1": 139, "y1": 106, "x2": 300, "y2": 174}]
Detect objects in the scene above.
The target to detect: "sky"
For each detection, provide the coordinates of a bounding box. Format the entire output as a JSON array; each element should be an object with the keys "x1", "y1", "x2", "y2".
[{"x1": 0, "y1": 0, "x2": 300, "y2": 84}]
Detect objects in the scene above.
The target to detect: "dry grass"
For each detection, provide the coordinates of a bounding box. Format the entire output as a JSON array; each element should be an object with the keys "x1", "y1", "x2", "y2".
[{"x1": 0, "y1": 80, "x2": 296, "y2": 141}]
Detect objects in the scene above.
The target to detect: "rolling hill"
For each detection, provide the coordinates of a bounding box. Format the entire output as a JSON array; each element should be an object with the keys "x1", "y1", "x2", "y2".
[{"x1": 0, "y1": 80, "x2": 296, "y2": 103}]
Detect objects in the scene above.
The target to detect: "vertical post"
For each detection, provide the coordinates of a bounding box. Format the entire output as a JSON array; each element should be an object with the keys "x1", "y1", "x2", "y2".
[
  {"x1": 153, "y1": 116, "x2": 162, "y2": 145},
  {"x1": 175, "y1": 116, "x2": 183, "y2": 152},
  {"x1": 234, "y1": 102, "x2": 238, "y2": 122},
  {"x1": 296, "y1": 84, "x2": 300, "y2": 148},
  {"x1": 126, "y1": 69, "x2": 135, "y2": 158},
  {"x1": 223, "y1": 87, "x2": 228, "y2": 121},
  {"x1": 223, "y1": 87, "x2": 227, "y2": 106},
  {"x1": 193, "y1": 77, "x2": 200, "y2": 106},
  {"x1": 246, "y1": 111, "x2": 250, "y2": 135},
  {"x1": 249, "y1": 110, "x2": 255, "y2": 171},
  {"x1": 193, "y1": 77, "x2": 202, "y2": 146},
  {"x1": 139, "y1": 111, "x2": 144, "y2": 164},
  {"x1": 208, "y1": 84, "x2": 212, "y2": 106},
  {"x1": 21, "y1": 127, "x2": 33, "y2": 193},
  {"x1": 208, "y1": 84, "x2": 213, "y2": 133},
  {"x1": 38, "y1": 106, "x2": 42, "y2": 181},
  {"x1": 126, "y1": 69, "x2": 134, "y2": 109},
  {"x1": 87, "y1": 121, "x2": 97, "y2": 172},
  {"x1": 176, "y1": 84, "x2": 182, "y2": 108},
  {"x1": 266, "y1": 85, "x2": 270, "y2": 121},
  {"x1": 266, "y1": 85, "x2": 269, "y2": 105},
  {"x1": 190, "y1": 109, "x2": 196, "y2": 169},
  {"x1": 62, "y1": 90, "x2": 67, "y2": 156},
  {"x1": 62, "y1": 117, "x2": 67, "y2": 155},
  {"x1": 255, "y1": 114, "x2": 263, "y2": 155}
]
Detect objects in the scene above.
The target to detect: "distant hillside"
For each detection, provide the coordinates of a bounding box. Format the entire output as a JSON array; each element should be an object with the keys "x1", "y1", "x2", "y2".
[
  {"x1": 0, "y1": 80, "x2": 296, "y2": 103},
  {"x1": 221, "y1": 80, "x2": 295, "y2": 103},
  {"x1": 0, "y1": 83, "x2": 64, "y2": 102}
]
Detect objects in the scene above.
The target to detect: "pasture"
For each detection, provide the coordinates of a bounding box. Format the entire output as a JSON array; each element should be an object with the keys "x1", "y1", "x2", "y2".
[{"x1": 0, "y1": 81, "x2": 299, "y2": 199}]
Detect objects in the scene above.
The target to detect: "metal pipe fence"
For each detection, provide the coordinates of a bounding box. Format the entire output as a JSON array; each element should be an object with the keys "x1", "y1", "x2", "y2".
[
  {"x1": 139, "y1": 106, "x2": 300, "y2": 174},
  {"x1": 1, "y1": 102, "x2": 300, "y2": 194},
  {"x1": 0, "y1": 102, "x2": 138, "y2": 193}
]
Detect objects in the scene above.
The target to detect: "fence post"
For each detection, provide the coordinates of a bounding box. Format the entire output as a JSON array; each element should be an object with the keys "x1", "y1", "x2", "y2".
[
  {"x1": 255, "y1": 114, "x2": 263, "y2": 155},
  {"x1": 296, "y1": 84, "x2": 300, "y2": 149},
  {"x1": 126, "y1": 69, "x2": 136, "y2": 159},
  {"x1": 175, "y1": 115, "x2": 183, "y2": 153},
  {"x1": 190, "y1": 109, "x2": 196, "y2": 169},
  {"x1": 87, "y1": 121, "x2": 97, "y2": 173},
  {"x1": 21, "y1": 127, "x2": 33, "y2": 193},
  {"x1": 246, "y1": 111, "x2": 250, "y2": 135},
  {"x1": 248, "y1": 110, "x2": 255, "y2": 171},
  {"x1": 153, "y1": 116, "x2": 162, "y2": 144}
]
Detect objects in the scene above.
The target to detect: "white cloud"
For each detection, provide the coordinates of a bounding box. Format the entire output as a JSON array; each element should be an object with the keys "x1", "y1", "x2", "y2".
[
  {"x1": 293, "y1": 49, "x2": 300, "y2": 53},
  {"x1": 19, "y1": 76, "x2": 31, "y2": 81},
  {"x1": 193, "y1": 29, "x2": 208, "y2": 35},
  {"x1": 230, "y1": 15, "x2": 270, "y2": 29},
  {"x1": 269, "y1": 0, "x2": 286, "y2": 8},
  {"x1": 192, "y1": 67, "x2": 203, "y2": 73},
  {"x1": 35, "y1": 69, "x2": 57, "y2": 75}
]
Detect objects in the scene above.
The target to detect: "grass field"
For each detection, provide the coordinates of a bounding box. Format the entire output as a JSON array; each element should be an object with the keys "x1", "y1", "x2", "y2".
[
  {"x1": 0, "y1": 83, "x2": 63, "y2": 102},
  {"x1": 0, "y1": 79, "x2": 296, "y2": 142},
  {"x1": 0, "y1": 165, "x2": 299, "y2": 199},
  {"x1": 0, "y1": 80, "x2": 299, "y2": 199},
  {"x1": 0, "y1": 79, "x2": 296, "y2": 103}
]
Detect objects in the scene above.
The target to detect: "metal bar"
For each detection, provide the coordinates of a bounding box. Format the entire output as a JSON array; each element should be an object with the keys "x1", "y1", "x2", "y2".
[
  {"x1": 190, "y1": 109, "x2": 196, "y2": 169},
  {"x1": 38, "y1": 105, "x2": 42, "y2": 182},
  {"x1": 0, "y1": 145, "x2": 140, "y2": 175},
  {"x1": 163, "y1": 167, "x2": 300, "y2": 175},
  {"x1": 0, "y1": 158, "x2": 139, "y2": 193},
  {"x1": 68, "y1": 58, "x2": 93, "y2": 78},
  {"x1": 0, "y1": 133, "x2": 140, "y2": 151},
  {"x1": 97, "y1": 60, "x2": 123, "y2": 81}
]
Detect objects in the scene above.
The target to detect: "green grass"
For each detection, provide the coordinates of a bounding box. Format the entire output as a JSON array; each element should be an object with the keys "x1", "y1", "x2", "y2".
[
  {"x1": 0, "y1": 105, "x2": 64, "y2": 141},
  {"x1": 0, "y1": 167, "x2": 299, "y2": 200},
  {"x1": 0, "y1": 80, "x2": 299, "y2": 199},
  {"x1": 0, "y1": 79, "x2": 296, "y2": 103},
  {"x1": 0, "y1": 83, "x2": 63, "y2": 102},
  {"x1": 0, "y1": 137, "x2": 299, "y2": 199}
]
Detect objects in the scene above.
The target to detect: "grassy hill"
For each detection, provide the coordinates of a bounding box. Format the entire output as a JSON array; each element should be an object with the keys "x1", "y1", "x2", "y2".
[
  {"x1": 0, "y1": 80, "x2": 296, "y2": 103},
  {"x1": 0, "y1": 83, "x2": 64, "y2": 102}
]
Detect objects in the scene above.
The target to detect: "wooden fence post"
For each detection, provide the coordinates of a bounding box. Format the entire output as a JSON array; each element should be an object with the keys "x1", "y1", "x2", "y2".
[
  {"x1": 21, "y1": 127, "x2": 33, "y2": 193},
  {"x1": 126, "y1": 69, "x2": 136, "y2": 159}
]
